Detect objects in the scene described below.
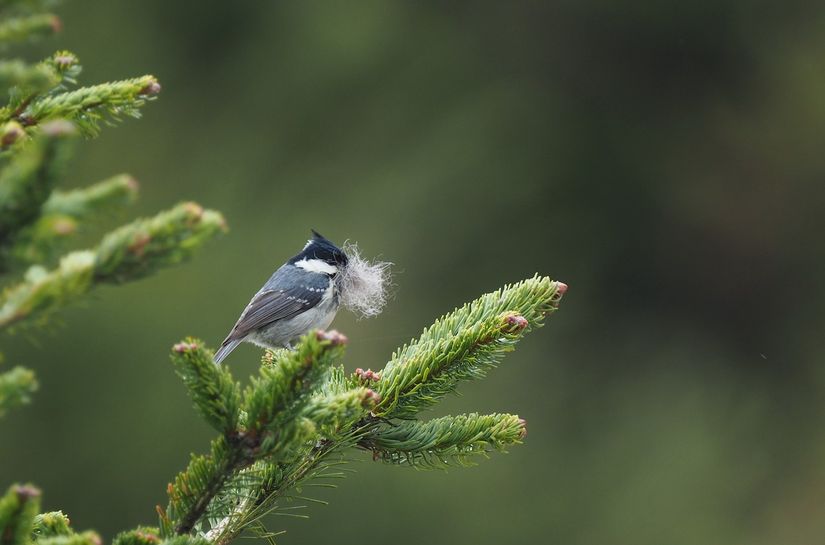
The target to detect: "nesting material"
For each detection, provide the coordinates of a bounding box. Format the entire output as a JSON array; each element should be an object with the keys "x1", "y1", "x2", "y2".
[{"x1": 338, "y1": 241, "x2": 392, "y2": 318}]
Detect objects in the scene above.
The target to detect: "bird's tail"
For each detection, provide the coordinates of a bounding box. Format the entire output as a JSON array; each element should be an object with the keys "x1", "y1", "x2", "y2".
[{"x1": 213, "y1": 339, "x2": 240, "y2": 364}]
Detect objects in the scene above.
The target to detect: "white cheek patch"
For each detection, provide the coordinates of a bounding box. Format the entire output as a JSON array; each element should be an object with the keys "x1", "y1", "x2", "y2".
[{"x1": 294, "y1": 258, "x2": 338, "y2": 275}]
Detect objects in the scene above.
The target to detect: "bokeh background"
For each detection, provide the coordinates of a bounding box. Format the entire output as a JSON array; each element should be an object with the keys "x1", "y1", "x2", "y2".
[{"x1": 3, "y1": 1, "x2": 825, "y2": 544}]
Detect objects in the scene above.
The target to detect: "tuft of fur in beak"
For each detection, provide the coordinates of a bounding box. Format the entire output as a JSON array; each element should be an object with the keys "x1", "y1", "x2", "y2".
[{"x1": 338, "y1": 242, "x2": 392, "y2": 318}]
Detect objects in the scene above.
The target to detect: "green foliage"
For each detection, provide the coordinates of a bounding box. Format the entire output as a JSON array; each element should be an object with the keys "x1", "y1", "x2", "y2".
[
  {"x1": 0, "y1": 4, "x2": 568, "y2": 545},
  {"x1": 0, "y1": 13, "x2": 58, "y2": 45},
  {"x1": 364, "y1": 412, "x2": 527, "y2": 468},
  {"x1": 42, "y1": 173, "x2": 136, "y2": 218},
  {"x1": 32, "y1": 512, "x2": 72, "y2": 538},
  {"x1": 0, "y1": 364, "x2": 36, "y2": 416},
  {"x1": 0, "y1": 202, "x2": 226, "y2": 330},
  {"x1": 20, "y1": 75, "x2": 160, "y2": 136},
  {"x1": 0, "y1": 484, "x2": 40, "y2": 545},
  {"x1": 243, "y1": 331, "x2": 348, "y2": 454},
  {"x1": 35, "y1": 532, "x2": 101, "y2": 545},
  {"x1": 162, "y1": 331, "x2": 365, "y2": 538},
  {"x1": 92, "y1": 202, "x2": 226, "y2": 284},
  {"x1": 0, "y1": 10, "x2": 225, "y2": 545},
  {"x1": 16, "y1": 174, "x2": 138, "y2": 264},
  {"x1": 112, "y1": 527, "x2": 161, "y2": 545},
  {"x1": 0, "y1": 120, "x2": 75, "y2": 259},
  {"x1": 374, "y1": 276, "x2": 564, "y2": 418},
  {"x1": 170, "y1": 340, "x2": 241, "y2": 434},
  {"x1": 160, "y1": 276, "x2": 565, "y2": 545}
]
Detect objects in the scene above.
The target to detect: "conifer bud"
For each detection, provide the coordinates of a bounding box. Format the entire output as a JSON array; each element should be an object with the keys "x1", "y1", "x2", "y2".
[
  {"x1": 1, "y1": 121, "x2": 23, "y2": 147},
  {"x1": 316, "y1": 329, "x2": 348, "y2": 346}
]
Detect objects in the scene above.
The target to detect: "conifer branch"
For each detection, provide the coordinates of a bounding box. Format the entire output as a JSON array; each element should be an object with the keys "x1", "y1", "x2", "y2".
[
  {"x1": 0, "y1": 365, "x2": 36, "y2": 416},
  {"x1": 159, "y1": 276, "x2": 566, "y2": 544},
  {"x1": 0, "y1": 202, "x2": 227, "y2": 330},
  {"x1": 17, "y1": 75, "x2": 160, "y2": 135},
  {"x1": 31, "y1": 512, "x2": 72, "y2": 539},
  {"x1": 0, "y1": 484, "x2": 40, "y2": 545},
  {"x1": 112, "y1": 527, "x2": 162, "y2": 545},
  {"x1": 0, "y1": 51, "x2": 78, "y2": 123},
  {"x1": 42, "y1": 173, "x2": 137, "y2": 218},
  {"x1": 11, "y1": 174, "x2": 138, "y2": 265},
  {"x1": 114, "y1": 528, "x2": 209, "y2": 545},
  {"x1": 162, "y1": 332, "x2": 356, "y2": 538},
  {"x1": 0, "y1": 119, "x2": 75, "y2": 261},
  {"x1": 34, "y1": 531, "x2": 101, "y2": 545},
  {"x1": 0, "y1": 60, "x2": 58, "y2": 99},
  {"x1": 362, "y1": 412, "x2": 527, "y2": 468},
  {"x1": 0, "y1": 13, "x2": 59, "y2": 45},
  {"x1": 374, "y1": 276, "x2": 566, "y2": 418},
  {"x1": 170, "y1": 340, "x2": 241, "y2": 435}
]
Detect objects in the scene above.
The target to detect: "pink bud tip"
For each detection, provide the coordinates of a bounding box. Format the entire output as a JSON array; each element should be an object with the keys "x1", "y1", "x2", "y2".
[
  {"x1": 506, "y1": 314, "x2": 529, "y2": 329},
  {"x1": 139, "y1": 80, "x2": 162, "y2": 96},
  {"x1": 518, "y1": 418, "x2": 528, "y2": 438},
  {"x1": 182, "y1": 202, "x2": 204, "y2": 220},
  {"x1": 124, "y1": 175, "x2": 140, "y2": 193},
  {"x1": 54, "y1": 54, "x2": 76, "y2": 69},
  {"x1": 49, "y1": 16, "x2": 62, "y2": 33},
  {"x1": 173, "y1": 342, "x2": 196, "y2": 353},
  {"x1": 1, "y1": 125, "x2": 23, "y2": 147},
  {"x1": 363, "y1": 389, "x2": 382, "y2": 406},
  {"x1": 316, "y1": 329, "x2": 348, "y2": 346},
  {"x1": 14, "y1": 485, "x2": 41, "y2": 500},
  {"x1": 556, "y1": 282, "x2": 568, "y2": 295},
  {"x1": 53, "y1": 218, "x2": 75, "y2": 236}
]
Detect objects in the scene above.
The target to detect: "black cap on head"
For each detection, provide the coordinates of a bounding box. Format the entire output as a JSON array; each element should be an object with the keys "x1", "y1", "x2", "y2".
[{"x1": 295, "y1": 229, "x2": 348, "y2": 266}]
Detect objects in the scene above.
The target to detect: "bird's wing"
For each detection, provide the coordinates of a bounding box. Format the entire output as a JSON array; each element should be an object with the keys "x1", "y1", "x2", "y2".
[
  {"x1": 224, "y1": 274, "x2": 329, "y2": 342},
  {"x1": 214, "y1": 288, "x2": 316, "y2": 364}
]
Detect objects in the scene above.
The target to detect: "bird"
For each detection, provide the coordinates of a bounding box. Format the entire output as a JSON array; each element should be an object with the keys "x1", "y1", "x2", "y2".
[{"x1": 213, "y1": 230, "x2": 350, "y2": 364}]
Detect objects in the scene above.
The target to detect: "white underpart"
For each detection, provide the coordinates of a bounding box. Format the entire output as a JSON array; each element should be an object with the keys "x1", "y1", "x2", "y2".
[
  {"x1": 338, "y1": 242, "x2": 392, "y2": 318},
  {"x1": 294, "y1": 257, "x2": 338, "y2": 275}
]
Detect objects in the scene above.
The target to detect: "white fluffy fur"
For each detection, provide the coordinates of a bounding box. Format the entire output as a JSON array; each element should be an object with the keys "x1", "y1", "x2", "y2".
[{"x1": 338, "y1": 242, "x2": 392, "y2": 318}]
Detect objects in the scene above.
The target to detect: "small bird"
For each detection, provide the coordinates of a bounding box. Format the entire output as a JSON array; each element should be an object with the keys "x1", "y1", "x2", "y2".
[{"x1": 214, "y1": 230, "x2": 388, "y2": 364}]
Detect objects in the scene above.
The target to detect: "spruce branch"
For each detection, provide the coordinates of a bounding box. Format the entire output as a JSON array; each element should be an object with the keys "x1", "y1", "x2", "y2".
[
  {"x1": 42, "y1": 173, "x2": 137, "y2": 218},
  {"x1": 0, "y1": 484, "x2": 40, "y2": 545},
  {"x1": 0, "y1": 13, "x2": 59, "y2": 45},
  {"x1": 12, "y1": 174, "x2": 138, "y2": 265},
  {"x1": 0, "y1": 51, "x2": 78, "y2": 123},
  {"x1": 363, "y1": 412, "x2": 527, "y2": 468},
  {"x1": 0, "y1": 202, "x2": 227, "y2": 330},
  {"x1": 159, "y1": 276, "x2": 566, "y2": 544},
  {"x1": 0, "y1": 365, "x2": 36, "y2": 416},
  {"x1": 93, "y1": 202, "x2": 225, "y2": 284},
  {"x1": 243, "y1": 332, "x2": 349, "y2": 455},
  {"x1": 35, "y1": 531, "x2": 101, "y2": 545},
  {"x1": 0, "y1": 1, "x2": 58, "y2": 16},
  {"x1": 112, "y1": 527, "x2": 162, "y2": 545},
  {"x1": 162, "y1": 331, "x2": 352, "y2": 538},
  {"x1": 0, "y1": 60, "x2": 59, "y2": 101},
  {"x1": 374, "y1": 276, "x2": 566, "y2": 418},
  {"x1": 17, "y1": 75, "x2": 160, "y2": 135},
  {"x1": 171, "y1": 340, "x2": 241, "y2": 434},
  {"x1": 31, "y1": 512, "x2": 72, "y2": 539},
  {"x1": 114, "y1": 528, "x2": 209, "y2": 545},
  {"x1": 0, "y1": 119, "x2": 75, "y2": 260}
]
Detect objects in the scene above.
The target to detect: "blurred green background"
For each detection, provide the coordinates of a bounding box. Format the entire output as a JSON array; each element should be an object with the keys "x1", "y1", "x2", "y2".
[{"x1": 3, "y1": 1, "x2": 825, "y2": 544}]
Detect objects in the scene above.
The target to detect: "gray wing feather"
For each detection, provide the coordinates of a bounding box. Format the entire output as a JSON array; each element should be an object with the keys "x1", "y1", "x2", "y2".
[{"x1": 218, "y1": 266, "x2": 328, "y2": 349}]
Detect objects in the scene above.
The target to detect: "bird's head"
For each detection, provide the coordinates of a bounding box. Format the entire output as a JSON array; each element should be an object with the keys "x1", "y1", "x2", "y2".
[{"x1": 291, "y1": 229, "x2": 349, "y2": 276}]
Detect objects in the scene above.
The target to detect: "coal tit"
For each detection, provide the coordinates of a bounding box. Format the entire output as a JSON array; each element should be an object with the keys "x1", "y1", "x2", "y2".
[{"x1": 214, "y1": 230, "x2": 389, "y2": 364}]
